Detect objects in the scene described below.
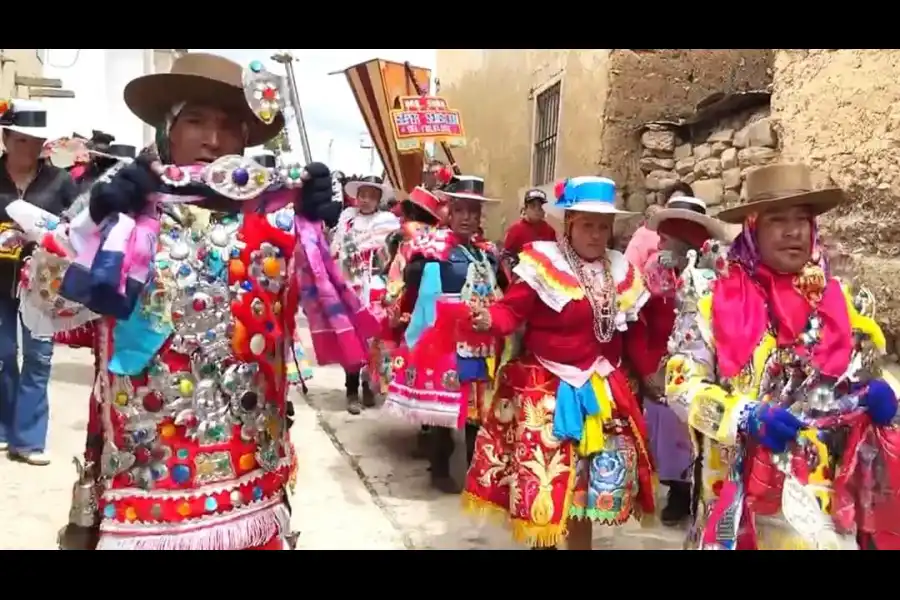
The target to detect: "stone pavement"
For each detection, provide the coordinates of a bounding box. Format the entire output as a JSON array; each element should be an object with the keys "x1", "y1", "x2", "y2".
[{"x1": 0, "y1": 341, "x2": 686, "y2": 550}]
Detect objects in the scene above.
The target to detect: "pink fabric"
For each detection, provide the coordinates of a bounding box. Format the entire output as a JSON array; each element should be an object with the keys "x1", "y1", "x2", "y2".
[
  {"x1": 711, "y1": 263, "x2": 853, "y2": 379},
  {"x1": 292, "y1": 215, "x2": 379, "y2": 369},
  {"x1": 624, "y1": 225, "x2": 660, "y2": 272}
]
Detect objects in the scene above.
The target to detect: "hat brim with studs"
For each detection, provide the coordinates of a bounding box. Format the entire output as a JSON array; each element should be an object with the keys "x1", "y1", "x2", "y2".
[{"x1": 124, "y1": 53, "x2": 285, "y2": 148}]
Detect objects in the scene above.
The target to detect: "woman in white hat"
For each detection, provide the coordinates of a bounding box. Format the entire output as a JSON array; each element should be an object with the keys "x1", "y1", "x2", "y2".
[
  {"x1": 0, "y1": 98, "x2": 78, "y2": 467},
  {"x1": 664, "y1": 162, "x2": 900, "y2": 550},
  {"x1": 461, "y1": 176, "x2": 656, "y2": 549},
  {"x1": 331, "y1": 175, "x2": 400, "y2": 414},
  {"x1": 639, "y1": 195, "x2": 730, "y2": 527}
]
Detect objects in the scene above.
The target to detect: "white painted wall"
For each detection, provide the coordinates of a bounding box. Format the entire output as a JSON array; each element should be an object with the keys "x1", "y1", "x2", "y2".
[{"x1": 42, "y1": 49, "x2": 173, "y2": 149}]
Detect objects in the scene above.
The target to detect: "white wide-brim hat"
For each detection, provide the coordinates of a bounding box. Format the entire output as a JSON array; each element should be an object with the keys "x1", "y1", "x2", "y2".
[
  {"x1": 544, "y1": 176, "x2": 636, "y2": 218},
  {"x1": 1, "y1": 99, "x2": 53, "y2": 140},
  {"x1": 647, "y1": 196, "x2": 730, "y2": 241},
  {"x1": 345, "y1": 178, "x2": 395, "y2": 202}
]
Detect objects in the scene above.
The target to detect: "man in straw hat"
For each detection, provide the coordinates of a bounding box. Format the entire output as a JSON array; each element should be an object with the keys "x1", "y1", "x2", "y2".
[
  {"x1": 0, "y1": 98, "x2": 78, "y2": 467},
  {"x1": 331, "y1": 175, "x2": 400, "y2": 414},
  {"x1": 664, "y1": 162, "x2": 900, "y2": 550},
  {"x1": 382, "y1": 174, "x2": 509, "y2": 493},
  {"x1": 639, "y1": 194, "x2": 731, "y2": 527},
  {"x1": 453, "y1": 175, "x2": 654, "y2": 549},
  {"x1": 41, "y1": 52, "x2": 349, "y2": 550}
]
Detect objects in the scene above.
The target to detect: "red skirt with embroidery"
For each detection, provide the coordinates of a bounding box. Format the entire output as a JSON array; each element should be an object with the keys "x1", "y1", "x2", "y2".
[{"x1": 462, "y1": 355, "x2": 655, "y2": 548}]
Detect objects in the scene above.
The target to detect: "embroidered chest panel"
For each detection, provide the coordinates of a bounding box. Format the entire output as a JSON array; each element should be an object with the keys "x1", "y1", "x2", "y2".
[{"x1": 99, "y1": 209, "x2": 297, "y2": 502}]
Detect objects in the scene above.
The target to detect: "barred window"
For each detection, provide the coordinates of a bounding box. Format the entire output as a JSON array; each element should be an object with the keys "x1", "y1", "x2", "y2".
[{"x1": 532, "y1": 82, "x2": 561, "y2": 186}]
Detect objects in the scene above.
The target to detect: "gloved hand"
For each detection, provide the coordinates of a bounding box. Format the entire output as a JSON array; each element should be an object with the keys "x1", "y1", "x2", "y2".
[
  {"x1": 88, "y1": 156, "x2": 159, "y2": 224},
  {"x1": 748, "y1": 403, "x2": 804, "y2": 453},
  {"x1": 861, "y1": 379, "x2": 898, "y2": 426},
  {"x1": 296, "y1": 162, "x2": 341, "y2": 228}
]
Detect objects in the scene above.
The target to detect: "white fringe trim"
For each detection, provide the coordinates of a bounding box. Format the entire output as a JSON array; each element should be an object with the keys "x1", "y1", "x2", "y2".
[
  {"x1": 96, "y1": 501, "x2": 290, "y2": 551},
  {"x1": 382, "y1": 394, "x2": 461, "y2": 429}
]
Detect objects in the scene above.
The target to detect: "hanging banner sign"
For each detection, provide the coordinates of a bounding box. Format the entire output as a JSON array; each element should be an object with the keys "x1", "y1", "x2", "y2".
[{"x1": 390, "y1": 96, "x2": 466, "y2": 152}]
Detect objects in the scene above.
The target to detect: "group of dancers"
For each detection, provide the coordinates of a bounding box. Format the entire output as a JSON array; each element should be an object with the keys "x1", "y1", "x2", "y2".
[{"x1": 1, "y1": 50, "x2": 898, "y2": 551}]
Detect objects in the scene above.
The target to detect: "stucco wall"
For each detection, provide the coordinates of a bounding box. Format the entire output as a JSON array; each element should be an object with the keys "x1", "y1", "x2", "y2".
[
  {"x1": 0, "y1": 49, "x2": 45, "y2": 99},
  {"x1": 772, "y1": 49, "x2": 900, "y2": 350},
  {"x1": 435, "y1": 49, "x2": 613, "y2": 238},
  {"x1": 436, "y1": 49, "x2": 772, "y2": 240}
]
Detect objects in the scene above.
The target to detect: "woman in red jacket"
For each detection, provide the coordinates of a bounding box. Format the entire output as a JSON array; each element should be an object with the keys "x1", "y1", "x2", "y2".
[{"x1": 461, "y1": 176, "x2": 654, "y2": 549}]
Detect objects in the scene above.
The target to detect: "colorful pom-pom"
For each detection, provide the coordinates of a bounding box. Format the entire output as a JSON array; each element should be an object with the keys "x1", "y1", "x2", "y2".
[
  {"x1": 554, "y1": 179, "x2": 567, "y2": 201},
  {"x1": 436, "y1": 165, "x2": 454, "y2": 185}
]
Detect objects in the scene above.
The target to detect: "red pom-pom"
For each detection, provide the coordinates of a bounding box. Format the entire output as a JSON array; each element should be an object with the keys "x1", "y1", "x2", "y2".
[
  {"x1": 436, "y1": 165, "x2": 454, "y2": 185},
  {"x1": 554, "y1": 179, "x2": 567, "y2": 200}
]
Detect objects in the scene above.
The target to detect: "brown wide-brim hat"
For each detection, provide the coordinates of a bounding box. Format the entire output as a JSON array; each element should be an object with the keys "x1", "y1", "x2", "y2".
[
  {"x1": 124, "y1": 53, "x2": 285, "y2": 147},
  {"x1": 715, "y1": 162, "x2": 846, "y2": 224}
]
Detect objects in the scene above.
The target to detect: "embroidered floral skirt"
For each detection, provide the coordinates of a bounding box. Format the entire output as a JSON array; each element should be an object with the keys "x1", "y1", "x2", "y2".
[
  {"x1": 462, "y1": 355, "x2": 655, "y2": 548},
  {"x1": 383, "y1": 343, "x2": 491, "y2": 429}
]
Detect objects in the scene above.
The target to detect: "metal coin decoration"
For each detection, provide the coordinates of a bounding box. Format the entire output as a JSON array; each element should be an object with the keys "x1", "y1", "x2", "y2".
[
  {"x1": 243, "y1": 60, "x2": 285, "y2": 125},
  {"x1": 95, "y1": 216, "x2": 285, "y2": 490}
]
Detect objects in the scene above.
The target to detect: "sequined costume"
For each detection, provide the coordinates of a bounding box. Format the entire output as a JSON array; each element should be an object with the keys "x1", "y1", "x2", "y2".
[
  {"x1": 12, "y1": 54, "x2": 355, "y2": 551},
  {"x1": 370, "y1": 220, "x2": 433, "y2": 393},
  {"x1": 331, "y1": 206, "x2": 400, "y2": 310},
  {"x1": 664, "y1": 164, "x2": 900, "y2": 551}
]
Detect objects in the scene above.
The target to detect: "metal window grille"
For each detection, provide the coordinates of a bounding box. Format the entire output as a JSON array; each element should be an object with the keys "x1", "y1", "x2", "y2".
[{"x1": 532, "y1": 82, "x2": 561, "y2": 186}]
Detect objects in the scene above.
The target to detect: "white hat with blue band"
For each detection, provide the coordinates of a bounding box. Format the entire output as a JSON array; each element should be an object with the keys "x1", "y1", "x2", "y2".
[{"x1": 545, "y1": 176, "x2": 636, "y2": 218}]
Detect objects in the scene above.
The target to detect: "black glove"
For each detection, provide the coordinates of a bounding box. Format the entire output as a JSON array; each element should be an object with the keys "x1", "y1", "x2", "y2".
[
  {"x1": 88, "y1": 156, "x2": 159, "y2": 224},
  {"x1": 286, "y1": 400, "x2": 296, "y2": 430},
  {"x1": 296, "y1": 162, "x2": 340, "y2": 227}
]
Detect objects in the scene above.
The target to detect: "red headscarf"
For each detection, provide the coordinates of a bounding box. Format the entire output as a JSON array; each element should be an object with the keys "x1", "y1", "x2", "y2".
[{"x1": 711, "y1": 215, "x2": 852, "y2": 379}]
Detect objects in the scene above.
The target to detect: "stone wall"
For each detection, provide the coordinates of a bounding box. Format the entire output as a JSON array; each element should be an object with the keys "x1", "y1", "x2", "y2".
[
  {"x1": 772, "y1": 49, "x2": 900, "y2": 355},
  {"x1": 637, "y1": 105, "x2": 778, "y2": 212}
]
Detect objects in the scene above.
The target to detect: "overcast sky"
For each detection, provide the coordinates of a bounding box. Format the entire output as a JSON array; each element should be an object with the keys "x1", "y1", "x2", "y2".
[{"x1": 193, "y1": 49, "x2": 436, "y2": 175}]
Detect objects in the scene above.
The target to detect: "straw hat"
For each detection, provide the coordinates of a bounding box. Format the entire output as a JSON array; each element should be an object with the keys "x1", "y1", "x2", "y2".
[
  {"x1": 345, "y1": 175, "x2": 394, "y2": 202},
  {"x1": 123, "y1": 53, "x2": 285, "y2": 147},
  {"x1": 715, "y1": 163, "x2": 845, "y2": 224},
  {"x1": 647, "y1": 195, "x2": 730, "y2": 241}
]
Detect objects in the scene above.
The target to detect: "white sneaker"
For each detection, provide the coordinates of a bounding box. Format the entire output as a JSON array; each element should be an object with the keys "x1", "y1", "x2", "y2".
[{"x1": 11, "y1": 450, "x2": 51, "y2": 466}]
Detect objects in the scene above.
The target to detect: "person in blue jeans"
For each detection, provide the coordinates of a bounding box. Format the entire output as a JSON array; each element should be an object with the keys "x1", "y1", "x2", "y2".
[
  {"x1": 0, "y1": 299, "x2": 54, "y2": 464},
  {"x1": 0, "y1": 99, "x2": 78, "y2": 465}
]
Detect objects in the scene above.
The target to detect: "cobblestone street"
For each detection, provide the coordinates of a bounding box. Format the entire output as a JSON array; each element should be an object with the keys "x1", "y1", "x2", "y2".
[{"x1": 0, "y1": 339, "x2": 685, "y2": 550}]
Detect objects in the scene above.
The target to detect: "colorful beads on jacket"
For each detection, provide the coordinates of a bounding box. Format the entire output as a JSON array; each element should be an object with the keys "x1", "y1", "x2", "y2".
[{"x1": 98, "y1": 210, "x2": 297, "y2": 495}]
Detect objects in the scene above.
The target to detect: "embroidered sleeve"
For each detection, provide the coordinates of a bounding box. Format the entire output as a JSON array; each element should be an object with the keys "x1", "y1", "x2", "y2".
[{"x1": 665, "y1": 293, "x2": 755, "y2": 446}]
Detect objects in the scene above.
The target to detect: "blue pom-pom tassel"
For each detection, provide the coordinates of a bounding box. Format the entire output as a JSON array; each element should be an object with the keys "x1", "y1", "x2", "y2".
[{"x1": 864, "y1": 379, "x2": 898, "y2": 426}]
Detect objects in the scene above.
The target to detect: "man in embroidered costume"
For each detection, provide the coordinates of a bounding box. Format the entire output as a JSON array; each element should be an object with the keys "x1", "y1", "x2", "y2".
[
  {"x1": 665, "y1": 163, "x2": 900, "y2": 550},
  {"x1": 383, "y1": 175, "x2": 507, "y2": 493},
  {"x1": 461, "y1": 176, "x2": 655, "y2": 549},
  {"x1": 331, "y1": 175, "x2": 400, "y2": 413},
  {"x1": 638, "y1": 195, "x2": 731, "y2": 527},
  {"x1": 7, "y1": 53, "x2": 358, "y2": 550}
]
